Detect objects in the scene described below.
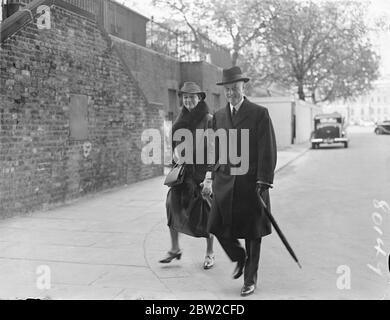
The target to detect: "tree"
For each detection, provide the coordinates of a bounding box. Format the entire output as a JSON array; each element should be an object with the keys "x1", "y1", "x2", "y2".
[
  {"x1": 209, "y1": 0, "x2": 278, "y2": 66},
  {"x1": 152, "y1": 0, "x2": 278, "y2": 66},
  {"x1": 248, "y1": 0, "x2": 380, "y2": 103},
  {"x1": 152, "y1": 0, "x2": 212, "y2": 59}
]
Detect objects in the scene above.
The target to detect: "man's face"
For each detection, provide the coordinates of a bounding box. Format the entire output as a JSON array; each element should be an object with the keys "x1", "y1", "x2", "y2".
[
  {"x1": 183, "y1": 93, "x2": 200, "y2": 111},
  {"x1": 223, "y1": 81, "x2": 245, "y2": 106}
]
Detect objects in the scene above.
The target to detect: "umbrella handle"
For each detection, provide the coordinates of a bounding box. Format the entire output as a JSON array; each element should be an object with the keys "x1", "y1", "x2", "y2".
[{"x1": 257, "y1": 189, "x2": 268, "y2": 209}]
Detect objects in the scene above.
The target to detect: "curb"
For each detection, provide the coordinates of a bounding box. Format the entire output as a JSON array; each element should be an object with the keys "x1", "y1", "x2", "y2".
[{"x1": 275, "y1": 146, "x2": 310, "y2": 174}]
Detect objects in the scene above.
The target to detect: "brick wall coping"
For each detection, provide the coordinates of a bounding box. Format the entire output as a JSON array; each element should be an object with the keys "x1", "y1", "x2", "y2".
[
  {"x1": 110, "y1": 34, "x2": 180, "y2": 63},
  {"x1": 0, "y1": 0, "x2": 95, "y2": 43}
]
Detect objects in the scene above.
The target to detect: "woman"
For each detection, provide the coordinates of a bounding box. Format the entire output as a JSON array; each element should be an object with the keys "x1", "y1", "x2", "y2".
[{"x1": 159, "y1": 82, "x2": 215, "y2": 269}]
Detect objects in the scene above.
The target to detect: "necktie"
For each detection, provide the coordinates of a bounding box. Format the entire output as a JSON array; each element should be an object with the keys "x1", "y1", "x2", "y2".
[{"x1": 232, "y1": 107, "x2": 236, "y2": 117}]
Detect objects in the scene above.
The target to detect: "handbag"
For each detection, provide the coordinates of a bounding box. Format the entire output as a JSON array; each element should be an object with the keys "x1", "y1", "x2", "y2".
[{"x1": 164, "y1": 163, "x2": 185, "y2": 187}]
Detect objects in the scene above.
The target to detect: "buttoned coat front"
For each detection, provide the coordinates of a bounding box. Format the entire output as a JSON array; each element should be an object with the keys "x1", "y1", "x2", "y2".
[{"x1": 208, "y1": 97, "x2": 277, "y2": 239}]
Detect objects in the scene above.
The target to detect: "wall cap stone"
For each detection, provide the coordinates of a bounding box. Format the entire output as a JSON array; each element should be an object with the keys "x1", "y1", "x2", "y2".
[{"x1": 1, "y1": 0, "x2": 95, "y2": 43}]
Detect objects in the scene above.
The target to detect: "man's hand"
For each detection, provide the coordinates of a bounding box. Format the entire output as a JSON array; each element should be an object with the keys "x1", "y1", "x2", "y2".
[
  {"x1": 256, "y1": 181, "x2": 273, "y2": 195},
  {"x1": 201, "y1": 172, "x2": 213, "y2": 196}
]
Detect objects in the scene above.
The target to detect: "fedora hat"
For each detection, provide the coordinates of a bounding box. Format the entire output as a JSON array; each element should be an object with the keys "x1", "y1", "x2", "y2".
[
  {"x1": 216, "y1": 66, "x2": 250, "y2": 85},
  {"x1": 178, "y1": 82, "x2": 206, "y2": 100}
]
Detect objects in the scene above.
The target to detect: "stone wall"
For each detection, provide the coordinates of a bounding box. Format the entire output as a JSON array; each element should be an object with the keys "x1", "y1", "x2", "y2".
[
  {"x1": 113, "y1": 38, "x2": 224, "y2": 119},
  {"x1": 250, "y1": 96, "x2": 323, "y2": 148},
  {"x1": 250, "y1": 96, "x2": 293, "y2": 148},
  {"x1": 295, "y1": 99, "x2": 322, "y2": 144},
  {"x1": 113, "y1": 36, "x2": 181, "y2": 118},
  {"x1": 180, "y1": 61, "x2": 224, "y2": 113}
]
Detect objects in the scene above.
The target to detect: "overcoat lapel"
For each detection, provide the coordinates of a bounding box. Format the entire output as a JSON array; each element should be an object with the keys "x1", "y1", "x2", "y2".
[{"x1": 232, "y1": 98, "x2": 252, "y2": 128}]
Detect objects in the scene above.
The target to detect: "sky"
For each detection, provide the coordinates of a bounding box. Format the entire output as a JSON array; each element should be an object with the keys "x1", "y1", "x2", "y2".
[{"x1": 368, "y1": 1, "x2": 390, "y2": 77}]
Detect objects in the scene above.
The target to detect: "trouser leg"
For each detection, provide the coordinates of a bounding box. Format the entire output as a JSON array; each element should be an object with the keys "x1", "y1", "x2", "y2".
[
  {"x1": 244, "y1": 238, "x2": 262, "y2": 286},
  {"x1": 206, "y1": 234, "x2": 214, "y2": 256},
  {"x1": 217, "y1": 237, "x2": 246, "y2": 262}
]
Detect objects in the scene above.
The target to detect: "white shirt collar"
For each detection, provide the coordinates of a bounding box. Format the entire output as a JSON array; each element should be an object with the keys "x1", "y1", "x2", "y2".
[{"x1": 230, "y1": 97, "x2": 245, "y2": 114}]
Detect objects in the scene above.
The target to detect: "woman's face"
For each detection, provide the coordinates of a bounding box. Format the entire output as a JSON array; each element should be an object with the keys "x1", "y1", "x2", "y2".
[{"x1": 183, "y1": 93, "x2": 200, "y2": 111}]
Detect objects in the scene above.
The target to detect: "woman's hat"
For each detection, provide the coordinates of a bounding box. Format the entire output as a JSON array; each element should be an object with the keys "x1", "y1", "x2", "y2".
[
  {"x1": 216, "y1": 66, "x2": 250, "y2": 86},
  {"x1": 178, "y1": 82, "x2": 206, "y2": 100}
]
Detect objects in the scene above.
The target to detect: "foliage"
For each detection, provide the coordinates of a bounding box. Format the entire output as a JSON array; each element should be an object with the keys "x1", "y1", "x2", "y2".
[
  {"x1": 209, "y1": 0, "x2": 278, "y2": 66},
  {"x1": 152, "y1": 0, "x2": 380, "y2": 103},
  {"x1": 152, "y1": 0, "x2": 277, "y2": 65},
  {"x1": 247, "y1": 0, "x2": 380, "y2": 103}
]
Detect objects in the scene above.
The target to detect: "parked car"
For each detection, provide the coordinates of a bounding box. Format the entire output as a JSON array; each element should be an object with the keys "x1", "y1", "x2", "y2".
[
  {"x1": 374, "y1": 120, "x2": 390, "y2": 135},
  {"x1": 311, "y1": 112, "x2": 349, "y2": 149}
]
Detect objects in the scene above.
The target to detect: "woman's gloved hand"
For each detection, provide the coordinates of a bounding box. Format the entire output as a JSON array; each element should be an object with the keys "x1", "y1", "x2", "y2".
[{"x1": 201, "y1": 172, "x2": 213, "y2": 196}]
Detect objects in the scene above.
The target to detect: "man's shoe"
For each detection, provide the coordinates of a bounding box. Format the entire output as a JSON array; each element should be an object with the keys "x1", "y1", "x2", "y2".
[
  {"x1": 232, "y1": 258, "x2": 245, "y2": 279},
  {"x1": 240, "y1": 284, "x2": 255, "y2": 297}
]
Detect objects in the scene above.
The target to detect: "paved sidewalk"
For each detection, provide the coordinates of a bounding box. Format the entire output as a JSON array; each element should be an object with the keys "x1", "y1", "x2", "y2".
[{"x1": 0, "y1": 143, "x2": 309, "y2": 300}]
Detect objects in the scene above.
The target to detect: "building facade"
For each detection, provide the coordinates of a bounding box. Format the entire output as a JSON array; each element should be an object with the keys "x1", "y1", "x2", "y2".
[
  {"x1": 323, "y1": 79, "x2": 390, "y2": 125},
  {"x1": 349, "y1": 79, "x2": 390, "y2": 124}
]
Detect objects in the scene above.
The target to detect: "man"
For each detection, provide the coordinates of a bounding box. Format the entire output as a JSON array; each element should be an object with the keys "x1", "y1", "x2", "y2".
[{"x1": 202, "y1": 66, "x2": 277, "y2": 297}]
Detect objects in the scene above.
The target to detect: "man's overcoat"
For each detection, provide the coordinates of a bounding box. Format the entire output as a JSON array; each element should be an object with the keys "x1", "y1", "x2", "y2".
[{"x1": 208, "y1": 97, "x2": 277, "y2": 239}]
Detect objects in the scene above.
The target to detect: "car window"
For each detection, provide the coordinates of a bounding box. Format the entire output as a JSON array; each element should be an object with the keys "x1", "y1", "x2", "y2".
[
  {"x1": 319, "y1": 118, "x2": 338, "y2": 123},
  {"x1": 317, "y1": 123, "x2": 340, "y2": 129}
]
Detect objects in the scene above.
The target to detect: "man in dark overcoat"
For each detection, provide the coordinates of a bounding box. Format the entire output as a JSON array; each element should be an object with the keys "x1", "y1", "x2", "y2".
[{"x1": 202, "y1": 66, "x2": 277, "y2": 297}]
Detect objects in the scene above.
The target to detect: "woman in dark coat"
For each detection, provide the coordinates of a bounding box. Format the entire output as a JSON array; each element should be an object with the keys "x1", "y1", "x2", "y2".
[{"x1": 159, "y1": 82, "x2": 215, "y2": 269}]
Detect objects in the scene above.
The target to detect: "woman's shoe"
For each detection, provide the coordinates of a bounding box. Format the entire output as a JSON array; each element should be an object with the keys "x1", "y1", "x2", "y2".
[
  {"x1": 159, "y1": 250, "x2": 182, "y2": 263},
  {"x1": 203, "y1": 255, "x2": 215, "y2": 269}
]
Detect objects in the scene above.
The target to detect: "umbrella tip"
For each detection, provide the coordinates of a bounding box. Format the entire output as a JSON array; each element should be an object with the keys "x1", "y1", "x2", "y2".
[{"x1": 297, "y1": 262, "x2": 302, "y2": 269}]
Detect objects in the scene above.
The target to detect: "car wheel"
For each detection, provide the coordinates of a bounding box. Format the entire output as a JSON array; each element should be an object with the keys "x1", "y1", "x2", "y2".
[
  {"x1": 311, "y1": 143, "x2": 316, "y2": 149},
  {"x1": 375, "y1": 128, "x2": 380, "y2": 135},
  {"x1": 344, "y1": 142, "x2": 348, "y2": 148}
]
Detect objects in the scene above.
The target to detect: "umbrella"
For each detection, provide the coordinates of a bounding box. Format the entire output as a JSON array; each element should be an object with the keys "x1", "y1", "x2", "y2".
[{"x1": 257, "y1": 190, "x2": 302, "y2": 269}]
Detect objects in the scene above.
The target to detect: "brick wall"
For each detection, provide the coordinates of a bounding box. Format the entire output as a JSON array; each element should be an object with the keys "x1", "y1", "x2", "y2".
[{"x1": 0, "y1": 5, "x2": 163, "y2": 217}]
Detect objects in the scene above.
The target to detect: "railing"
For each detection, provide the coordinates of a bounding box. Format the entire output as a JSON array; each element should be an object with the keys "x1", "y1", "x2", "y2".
[
  {"x1": 28, "y1": 0, "x2": 96, "y2": 12},
  {"x1": 1, "y1": 0, "x2": 232, "y2": 66},
  {"x1": 58, "y1": 0, "x2": 97, "y2": 14},
  {"x1": 2, "y1": 0, "x2": 98, "y2": 14},
  {"x1": 147, "y1": 18, "x2": 231, "y2": 68},
  {"x1": 147, "y1": 19, "x2": 180, "y2": 58}
]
